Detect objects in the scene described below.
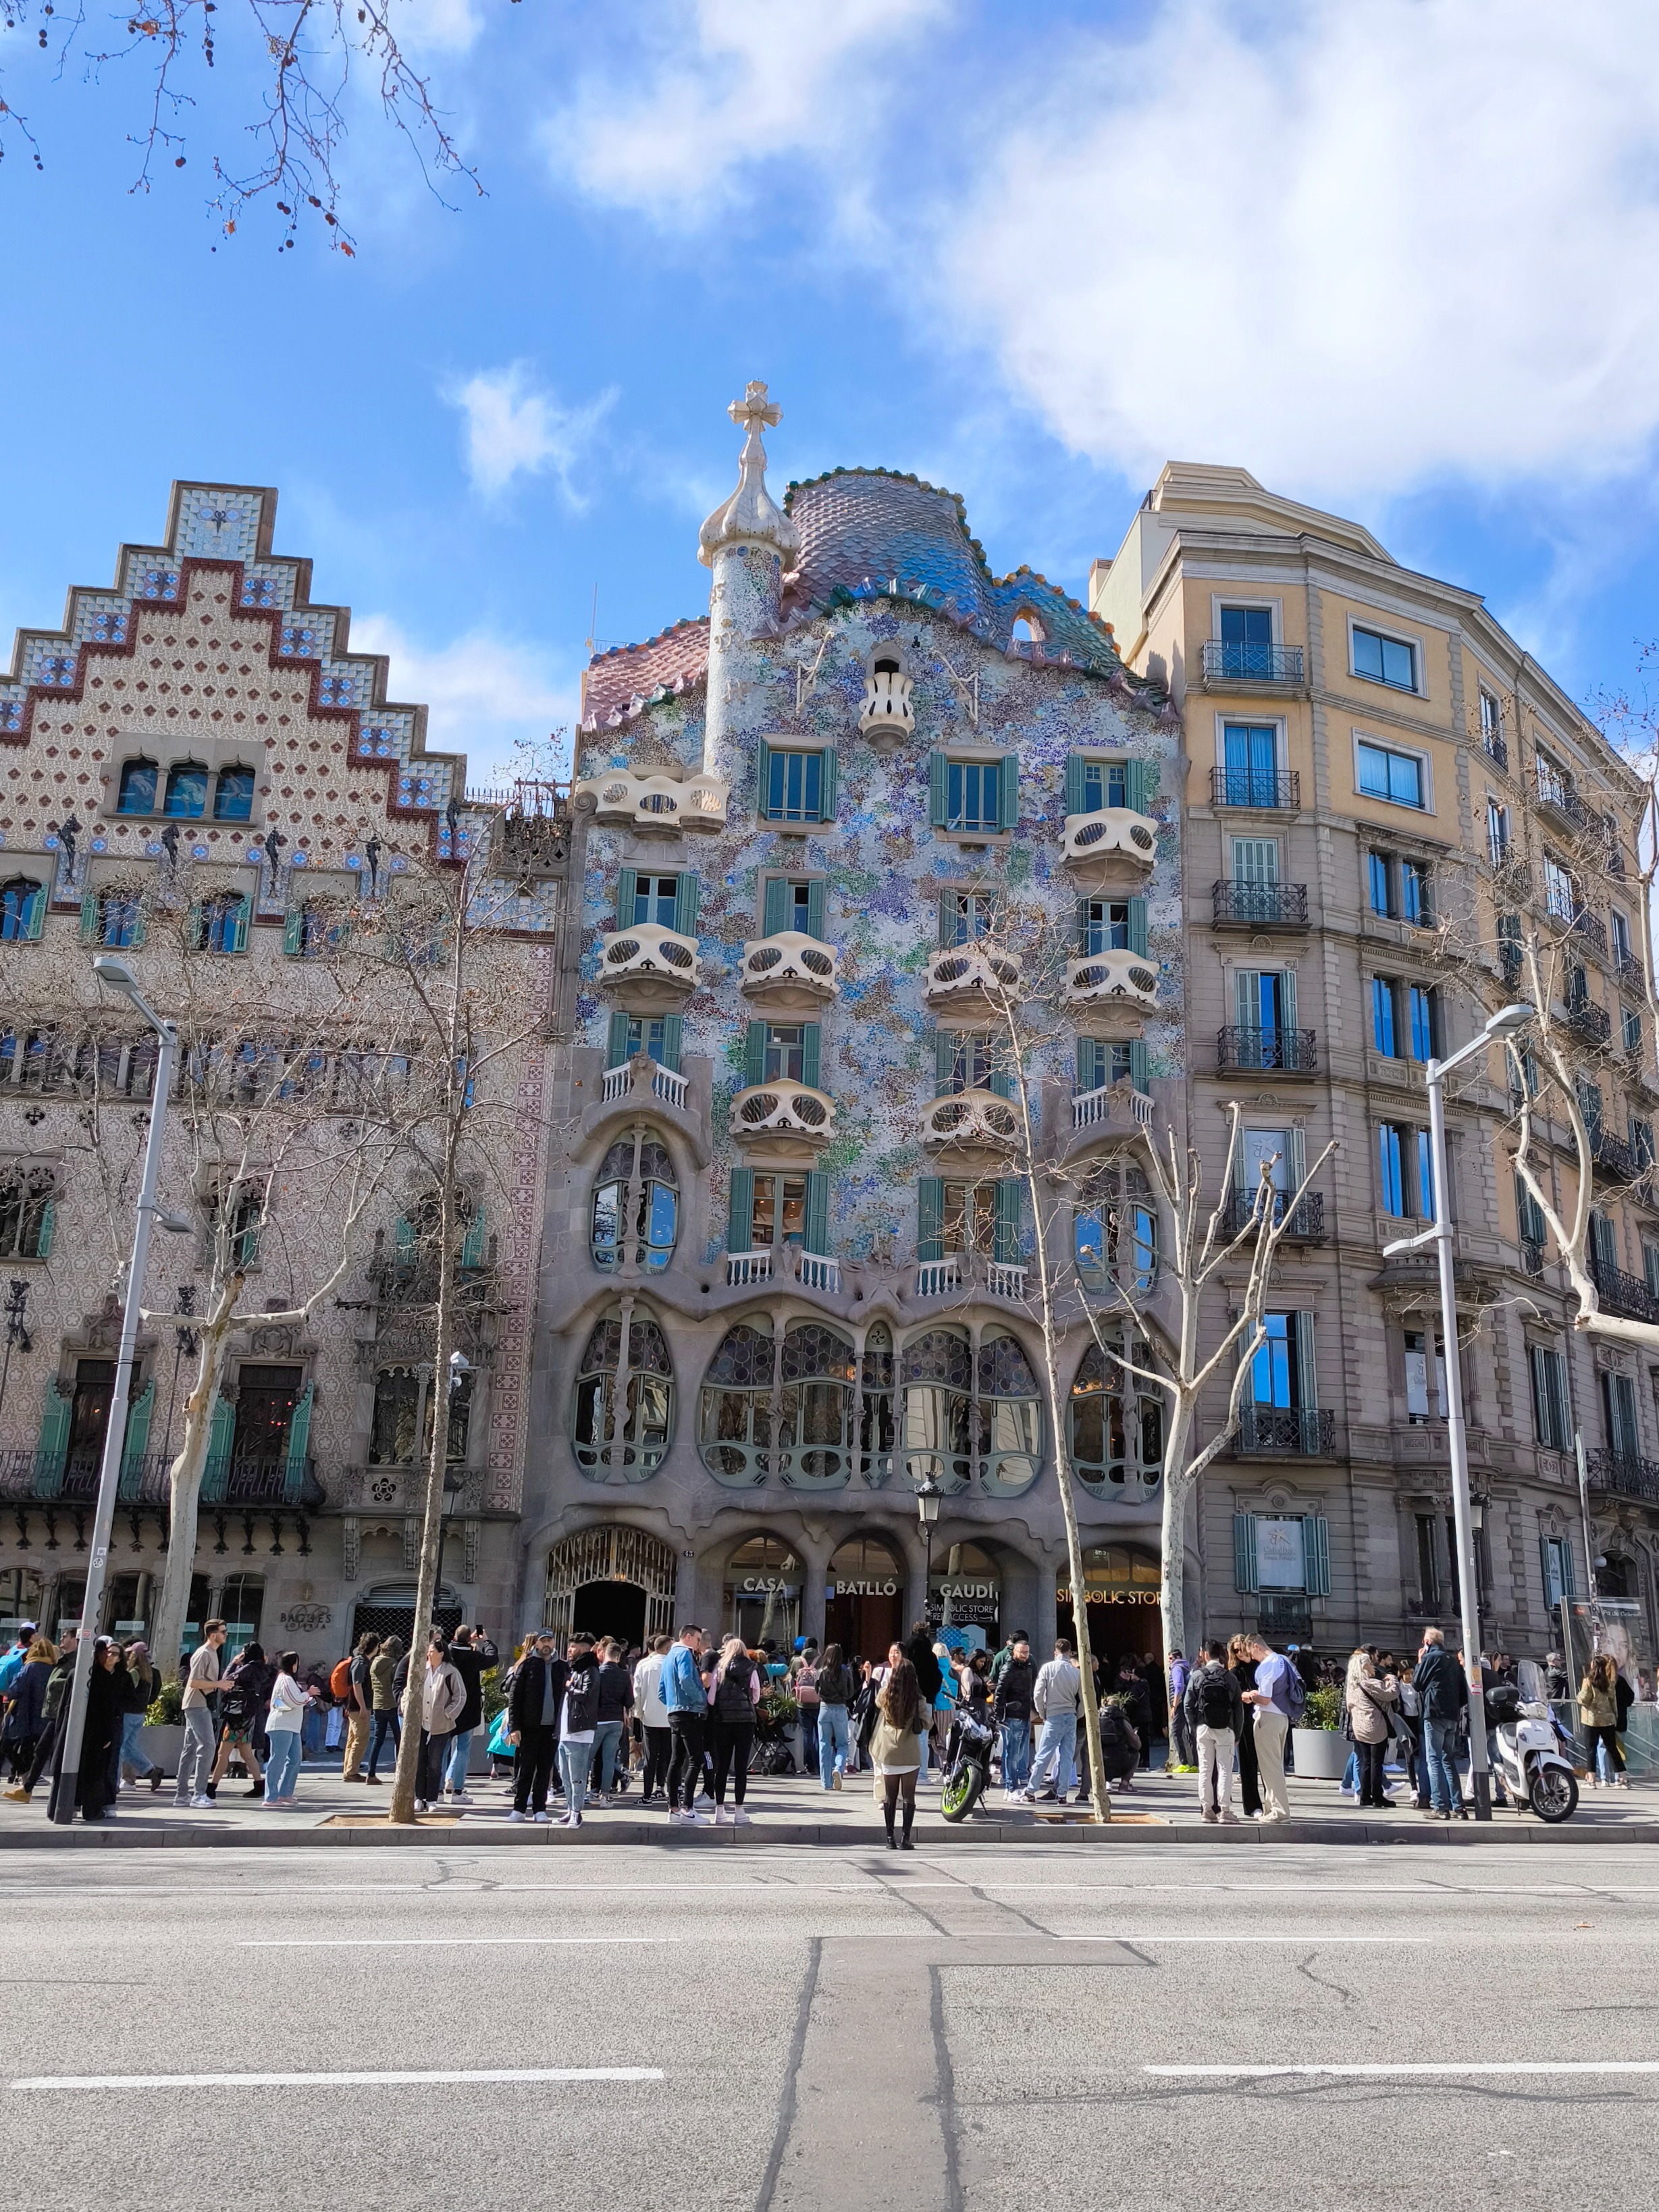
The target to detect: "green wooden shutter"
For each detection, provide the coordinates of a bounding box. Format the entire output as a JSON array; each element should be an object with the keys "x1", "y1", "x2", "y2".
[
  {"x1": 34, "y1": 1376, "x2": 72, "y2": 1496},
  {"x1": 202, "y1": 1393, "x2": 238, "y2": 1504},
  {"x1": 998, "y1": 755, "x2": 1020, "y2": 831},
  {"x1": 1126, "y1": 758, "x2": 1159, "y2": 812},
  {"x1": 939, "y1": 895, "x2": 957, "y2": 951},
  {"x1": 18, "y1": 880, "x2": 44, "y2": 940},
  {"x1": 743, "y1": 1021, "x2": 767, "y2": 1086},
  {"x1": 78, "y1": 889, "x2": 97, "y2": 945},
  {"x1": 818, "y1": 746, "x2": 838, "y2": 821},
  {"x1": 993, "y1": 1180, "x2": 1022, "y2": 1263},
  {"x1": 989, "y1": 1056, "x2": 1017, "y2": 1101},
  {"x1": 187, "y1": 899, "x2": 204, "y2": 949},
  {"x1": 614, "y1": 868, "x2": 637, "y2": 930},
  {"x1": 805, "y1": 878, "x2": 826, "y2": 942},
  {"x1": 393, "y1": 1213, "x2": 416, "y2": 1269},
  {"x1": 763, "y1": 878, "x2": 791, "y2": 937},
  {"x1": 1293, "y1": 1311, "x2": 1318, "y2": 1409},
  {"x1": 918, "y1": 1177, "x2": 945, "y2": 1263},
  {"x1": 1064, "y1": 754, "x2": 1086, "y2": 816},
  {"x1": 1126, "y1": 898, "x2": 1149, "y2": 957},
  {"x1": 804, "y1": 1171, "x2": 830, "y2": 1256},
  {"x1": 32, "y1": 1197, "x2": 54, "y2": 1259},
  {"x1": 934, "y1": 1031, "x2": 958, "y2": 1096},
  {"x1": 1128, "y1": 1041, "x2": 1151, "y2": 1093},
  {"x1": 460, "y1": 1206, "x2": 488, "y2": 1269},
  {"x1": 282, "y1": 1381, "x2": 315, "y2": 1502},
  {"x1": 1233, "y1": 1513, "x2": 1259, "y2": 1594},
  {"x1": 929, "y1": 751, "x2": 949, "y2": 828},
  {"x1": 128, "y1": 903, "x2": 146, "y2": 951},
  {"x1": 801, "y1": 1023, "x2": 822, "y2": 1090},
  {"x1": 282, "y1": 909, "x2": 304, "y2": 957},
  {"x1": 756, "y1": 739, "x2": 773, "y2": 816},
  {"x1": 728, "y1": 1167, "x2": 756, "y2": 1254},
  {"x1": 120, "y1": 1377, "x2": 155, "y2": 1499},
  {"x1": 1075, "y1": 897, "x2": 1093, "y2": 953},
  {"x1": 1076, "y1": 1038, "x2": 1104, "y2": 1092},
  {"x1": 660, "y1": 1015, "x2": 683, "y2": 1073},
  {"x1": 1305, "y1": 1514, "x2": 1331, "y2": 1596},
  {"x1": 230, "y1": 897, "x2": 249, "y2": 953},
  {"x1": 674, "y1": 874, "x2": 700, "y2": 937},
  {"x1": 606, "y1": 1011, "x2": 633, "y2": 1068}
]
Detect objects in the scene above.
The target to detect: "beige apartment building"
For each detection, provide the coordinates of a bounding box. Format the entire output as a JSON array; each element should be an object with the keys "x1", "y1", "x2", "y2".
[{"x1": 1092, "y1": 464, "x2": 1659, "y2": 1662}]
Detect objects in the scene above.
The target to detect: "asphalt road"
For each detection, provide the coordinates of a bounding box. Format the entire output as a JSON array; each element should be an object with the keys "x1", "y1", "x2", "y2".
[{"x1": 3, "y1": 1841, "x2": 1659, "y2": 2211}]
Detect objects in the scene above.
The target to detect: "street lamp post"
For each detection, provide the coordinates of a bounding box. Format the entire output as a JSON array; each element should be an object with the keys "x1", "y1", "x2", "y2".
[
  {"x1": 51, "y1": 958, "x2": 183, "y2": 1825},
  {"x1": 1383, "y1": 999, "x2": 1533, "y2": 1825},
  {"x1": 916, "y1": 1475, "x2": 941, "y2": 1626}
]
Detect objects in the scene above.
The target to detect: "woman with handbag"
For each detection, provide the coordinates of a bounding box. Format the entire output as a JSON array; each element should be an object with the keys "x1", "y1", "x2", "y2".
[
  {"x1": 1346, "y1": 1651, "x2": 1398, "y2": 1809},
  {"x1": 870, "y1": 1657, "x2": 927, "y2": 1849}
]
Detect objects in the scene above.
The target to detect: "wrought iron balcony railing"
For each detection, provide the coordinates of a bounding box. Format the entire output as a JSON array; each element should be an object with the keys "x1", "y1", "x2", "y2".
[
  {"x1": 1481, "y1": 731, "x2": 1510, "y2": 771},
  {"x1": 1200, "y1": 640, "x2": 1305, "y2": 687},
  {"x1": 1211, "y1": 880, "x2": 1310, "y2": 929},
  {"x1": 1221, "y1": 1189, "x2": 1326, "y2": 1242},
  {"x1": 1210, "y1": 768, "x2": 1300, "y2": 811},
  {"x1": 1217, "y1": 1025, "x2": 1319, "y2": 1074},
  {"x1": 1591, "y1": 1126, "x2": 1640, "y2": 1182},
  {"x1": 1589, "y1": 1256, "x2": 1659, "y2": 1324},
  {"x1": 1565, "y1": 995, "x2": 1612, "y2": 1047},
  {"x1": 1237, "y1": 1406, "x2": 1336, "y2": 1456},
  {"x1": 1617, "y1": 949, "x2": 1645, "y2": 990},
  {"x1": 1584, "y1": 1448, "x2": 1659, "y2": 1501},
  {"x1": 1535, "y1": 767, "x2": 1597, "y2": 836},
  {"x1": 0, "y1": 1448, "x2": 324, "y2": 1509}
]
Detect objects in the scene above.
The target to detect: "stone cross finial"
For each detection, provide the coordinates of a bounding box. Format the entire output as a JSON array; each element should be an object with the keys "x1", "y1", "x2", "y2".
[{"x1": 729, "y1": 381, "x2": 782, "y2": 434}]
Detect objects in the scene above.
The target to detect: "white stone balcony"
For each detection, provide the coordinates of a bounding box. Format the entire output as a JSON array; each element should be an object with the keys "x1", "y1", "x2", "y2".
[
  {"x1": 576, "y1": 768, "x2": 729, "y2": 835},
  {"x1": 601, "y1": 1059, "x2": 689, "y2": 1111},
  {"x1": 727, "y1": 1247, "x2": 841, "y2": 1293},
  {"x1": 598, "y1": 922, "x2": 701, "y2": 1011},
  {"x1": 1062, "y1": 806, "x2": 1158, "y2": 890},
  {"x1": 924, "y1": 943, "x2": 1022, "y2": 1021},
  {"x1": 922, "y1": 1086, "x2": 1022, "y2": 1157},
  {"x1": 859, "y1": 668, "x2": 915, "y2": 745},
  {"x1": 912, "y1": 1255, "x2": 1026, "y2": 1299},
  {"x1": 1063, "y1": 951, "x2": 1158, "y2": 1040},
  {"x1": 1072, "y1": 1080, "x2": 1155, "y2": 1131},
  {"x1": 729, "y1": 1078, "x2": 836, "y2": 1159},
  {"x1": 739, "y1": 929, "x2": 841, "y2": 1013}
]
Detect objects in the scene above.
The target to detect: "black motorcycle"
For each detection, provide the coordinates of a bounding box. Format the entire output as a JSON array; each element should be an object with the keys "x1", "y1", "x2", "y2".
[{"x1": 941, "y1": 1708, "x2": 996, "y2": 1821}]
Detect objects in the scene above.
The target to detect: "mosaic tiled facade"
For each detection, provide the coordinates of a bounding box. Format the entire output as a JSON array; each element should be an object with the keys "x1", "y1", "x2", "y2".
[
  {"x1": 527, "y1": 389, "x2": 1188, "y2": 1659},
  {"x1": 0, "y1": 484, "x2": 562, "y2": 1660}
]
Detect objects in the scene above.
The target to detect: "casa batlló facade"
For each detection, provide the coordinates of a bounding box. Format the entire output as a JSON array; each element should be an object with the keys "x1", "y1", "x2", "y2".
[{"x1": 527, "y1": 387, "x2": 1186, "y2": 1667}]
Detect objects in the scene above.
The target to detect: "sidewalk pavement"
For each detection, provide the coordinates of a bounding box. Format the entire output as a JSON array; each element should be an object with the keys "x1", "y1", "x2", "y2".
[{"x1": 5, "y1": 1755, "x2": 1659, "y2": 1846}]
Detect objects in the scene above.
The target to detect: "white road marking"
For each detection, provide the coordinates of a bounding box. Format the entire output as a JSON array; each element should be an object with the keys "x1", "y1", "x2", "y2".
[
  {"x1": 1147, "y1": 2062, "x2": 1659, "y2": 2078},
  {"x1": 11, "y1": 2068, "x2": 664, "y2": 2091},
  {"x1": 1068, "y1": 1934, "x2": 1433, "y2": 1945},
  {"x1": 240, "y1": 1935, "x2": 679, "y2": 1949}
]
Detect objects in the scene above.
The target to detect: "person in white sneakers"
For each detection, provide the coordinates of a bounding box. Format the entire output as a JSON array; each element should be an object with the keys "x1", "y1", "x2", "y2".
[
  {"x1": 174, "y1": 1621, "x2": 228, "y2": 1809},
  {"x1": 708, "y1": 1635, "x2": 761, "y2": 1826},
  {"x1": 632, "y1": 1635, "x2": 672, "y2": 1804},
  {"x1": 1182, "y1": 1639, "x2": 1244, "y2": 1823},
  {"x1": 1022, "y1": 1639, "x2": 1082, "y2": 1804}
]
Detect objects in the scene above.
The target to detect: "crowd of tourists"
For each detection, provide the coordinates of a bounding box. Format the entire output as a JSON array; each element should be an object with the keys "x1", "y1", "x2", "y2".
[{"x1": 0, "y1": 1610, "x2": 1645, "y2": 1827}]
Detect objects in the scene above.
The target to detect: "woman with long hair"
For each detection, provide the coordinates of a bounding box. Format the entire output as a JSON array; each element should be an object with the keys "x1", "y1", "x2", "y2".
[
  {"x1": 1226, "y1": 1635, "x2": 1261, "y2": 1818},
  {"x1": 1579, "y1": 1653, "x2": 1625, "y2": 1787},
  {"x1": 1346, "y1": 1649, "x2": 1398, "y2": 1809},
  {"x1": 870, "y1": 1657, "x2": 927, "y2": 1849},
  {"x1": 708, "y1": 1632, "x2": 760, "y2": 1825},
  {"x1": 263, "y1": 1652, "x2": 312, "y2": 1806}
]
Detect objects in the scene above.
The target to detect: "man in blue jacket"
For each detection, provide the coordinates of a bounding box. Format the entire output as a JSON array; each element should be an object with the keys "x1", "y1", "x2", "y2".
[
  {"x1": 1414, "y1": 1627, "x2": 1467, "y2": 1819},
  {"x1": 662, "y1": 1625, "x2": 708, "y2": 1824}
]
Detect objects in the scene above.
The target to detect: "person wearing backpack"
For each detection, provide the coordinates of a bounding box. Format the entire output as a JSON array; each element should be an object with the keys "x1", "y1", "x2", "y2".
[
  {"x1": 1242, "y1": 1634, "x2": 1302, "y2": 1820},
  {"x1": 337, "y1": 1632, "x2": 377, "y2": 1782},
  {"x1": 710, "y1": 1634, "x2": 762, "y2": 1824},
  {"x1": 1183, "y1": 1638, "x2": 1244, "y2": 1822}
]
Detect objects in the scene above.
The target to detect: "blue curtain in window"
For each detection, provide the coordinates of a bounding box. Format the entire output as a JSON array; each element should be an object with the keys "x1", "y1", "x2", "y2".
[
  {"x1": 1378, "y1": 1124, "x2": 1405, "y2": 1216},
  {"x1": 1372, "y1": 978, "x2": 1396, "y2": 1056},
  {"x1": 1222, "y1": 725, "x2": 1278, "y2": 806}
]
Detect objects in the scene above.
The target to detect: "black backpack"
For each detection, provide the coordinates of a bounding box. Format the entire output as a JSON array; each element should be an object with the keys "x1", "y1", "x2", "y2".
[{"x1": 1197, "y1": 1666, "x2": 1235, "y2": 1730}]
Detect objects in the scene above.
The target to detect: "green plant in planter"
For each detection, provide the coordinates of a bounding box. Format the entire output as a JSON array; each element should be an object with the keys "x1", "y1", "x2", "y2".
[
  {"x1": 144, "y1": 1679, "x2": 184, "y2": 1727},
  {"x1": 1302, "y1": 1685, "x2": 1343, "y2": 1731},
  {"x1": 480, "y1": 1666, "x2": 505, "y2": 1724}
]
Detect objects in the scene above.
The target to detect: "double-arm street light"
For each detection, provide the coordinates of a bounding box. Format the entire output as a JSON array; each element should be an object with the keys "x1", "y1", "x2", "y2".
[
  {"x1": 1383, "y1": 998, "x2": 1534, "y2": 1824},
  {"x1": 50, "y1": 957, "x2": 189, "y2": 1826}
]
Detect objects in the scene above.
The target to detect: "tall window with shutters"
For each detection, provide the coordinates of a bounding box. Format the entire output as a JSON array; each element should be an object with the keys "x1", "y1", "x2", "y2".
[
  {"x1": 758, "y1": 743, "x2": 837, "y2": 824},
  {"x1": 1064, "y1": 755, "x2": 1157, "y2": 816},
  {"x1": 930, "y1": 752, "x2": 1018, "y2": 836},
  {"x1": 761, "y1": 876, "x2": 827, "y2": 940}
]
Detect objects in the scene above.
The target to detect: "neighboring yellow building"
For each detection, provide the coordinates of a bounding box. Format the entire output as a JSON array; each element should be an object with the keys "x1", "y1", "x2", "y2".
[{"x1": 1093, "y1": 462, "x2": 1659, "y2": 1657}]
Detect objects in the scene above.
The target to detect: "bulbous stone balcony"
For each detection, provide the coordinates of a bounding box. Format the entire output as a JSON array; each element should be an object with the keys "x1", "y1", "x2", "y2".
[
  {"x1": 575, "y1": 768, "x2": 729, "y2": 835},
  {"x1": 922, "y1": 1086, "x2": 1022, "y2": 1161},
  {"x1": 1062, "y1": 806, "x2": 1159, "y2": 891},
  {"x1": 739, "y1": 930, "x2": 841, "y2": 1015},
  {"x1": 859, "y1": 668, "x2": 916, "y2": 747},
  {"x1": 1063, "y1": 950, "x2": 1159, "y2": 1041},
  {"x1": 598, "y1": 922, "x2": 702, "y2": 1012},
  {"x1": 729, "y1": 1078, "x2": 837, "y2": 1164},
  {"x1": 924, "y1": 944, "x2": 1023, "y2": 1022}
]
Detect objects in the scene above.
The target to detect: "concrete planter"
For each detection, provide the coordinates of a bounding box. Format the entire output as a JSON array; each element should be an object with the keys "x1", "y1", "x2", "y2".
[
  {"x1": 136, "y1": 1722, "x2": 184, "y2": 1777},
  {"x1": 1290, "y1": 1727, "x2": 1349, "y2": 1780}
]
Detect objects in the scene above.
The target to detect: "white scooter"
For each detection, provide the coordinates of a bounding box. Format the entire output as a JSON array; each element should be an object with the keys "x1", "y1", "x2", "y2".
[{"x1": 1487, "y1": 1660, "x2": 1579, "y2": 1823}]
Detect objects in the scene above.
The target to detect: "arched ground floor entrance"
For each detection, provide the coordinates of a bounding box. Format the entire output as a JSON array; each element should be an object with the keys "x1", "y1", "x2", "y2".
[
  {"x1": 724, "y1": 1535, "x2": 802, "y2": 1649},
  {"x1": 825, "y1": 1533, "x2": 905, "y2": 1662},
  {"x1": 546, "y1": 1525, "x2": 677, "y2": 1645},
  {"x1": 1057, "y1": 1542, "x2": 1164, "y2": 1686}
]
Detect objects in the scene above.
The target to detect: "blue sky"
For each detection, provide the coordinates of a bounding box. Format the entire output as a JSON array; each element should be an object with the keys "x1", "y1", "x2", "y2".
[{"x1": 5, "y1": 0, "x2": 1659, "y2": 783}]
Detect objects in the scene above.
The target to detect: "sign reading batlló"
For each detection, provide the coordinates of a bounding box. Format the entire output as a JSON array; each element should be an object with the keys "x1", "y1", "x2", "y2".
[{"x1": 826, "y1": 1579, "x2": 900, "y2": 1598}]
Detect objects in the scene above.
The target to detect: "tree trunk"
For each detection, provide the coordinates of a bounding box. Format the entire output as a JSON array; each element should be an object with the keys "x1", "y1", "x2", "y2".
[
  {"x1": 151, "y1": 1311, "x2": 238, "y2": 1683},
  {"x1": 388, "y1": 1134, "x2": 460, "y2": 1826},
  {"x1": 1157, "y1": 1400, "x2": 1195, "y2": 1673}
]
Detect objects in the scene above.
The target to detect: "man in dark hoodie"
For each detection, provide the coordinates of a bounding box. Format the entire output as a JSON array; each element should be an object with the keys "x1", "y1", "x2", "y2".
[
  {"x1": 441, "y1": 1625, "x2": 488, "y2": 1804},
  {"x1": 1182, "y1": 1638, "x2": 1245, "y2": 1823},
  {"x1": 993, "y1": 1635, "x2": 1034, "y2": 1799},
  {"x1": 506, "y1": 1631, "x2": 567, "y2": 1823}
]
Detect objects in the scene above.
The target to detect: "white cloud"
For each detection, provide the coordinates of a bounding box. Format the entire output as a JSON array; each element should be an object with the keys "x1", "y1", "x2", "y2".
[
  {"x1": 394, "y1": 0, "x2": 483, "y2": 56},
  {"x1": 350, "y1": 615, "x2": 579, "y2": 789},
  {"x1": 444, "y1": 363, "x2": 615, "y2": 500},
  {"x1": 937, "y1": 0, "x2": 1659, "y2": 497},
  {"x1": 553, "y1": 0, "x2": 951, "y2": 222},
  {"x1": 552, "y1": 0, "x2": 1659, "y2": 503}
]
